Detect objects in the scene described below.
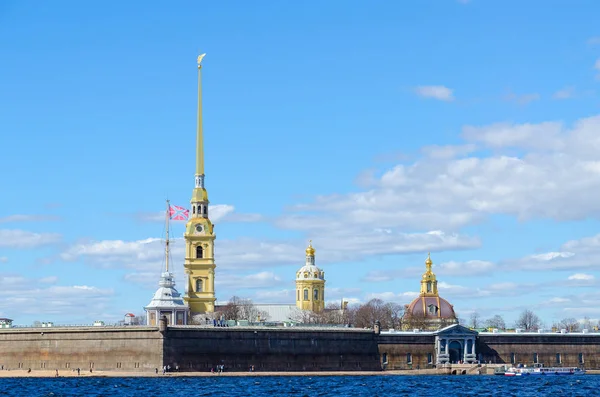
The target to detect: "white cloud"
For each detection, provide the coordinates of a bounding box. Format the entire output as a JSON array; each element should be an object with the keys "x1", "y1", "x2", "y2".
[
  {"x1": 568, "y1": 273, "x2": 595, "y2": 281},
  {"x1": 552, "y1": 86, "x2": 575, "y2": 100},
  {"x1": 588, "y1": 37, "x2": 600, "y2": 46},
  {"x1": 274, "y1": 216, "x2": 481, "y2": 260},
  {"x1": 287, "y1": 115, "x2": 600, "y2": 235},
  {"x1": 0, "y1": 274, "x2": 113, "y2": 322},
  {"x1": 500, "y1": 234, "x2": 600, "y2": 272},
  {"x1": 0, "y1": 229, "x2": 62, "y2": 248},
  {"x1": 216, "y1": 271, "x2": 285, "y2": 289},
  {"x1": 0, "y1": 214, "x2": 60, "y2": 223},
  {"x1": 39, "y1": 276, "x2": 58, "y2": 284},
  {"x1": 421, "y1": 144, "x2": 477, "y2": 160},
  {"x1": 364, "y1": 291, "x2": 419, "y2": 303},
  {"x1": 462, "y1": 121, "x2": 562, "y2": 149},
  {"x1": 595, "y1": 59, "x2": 600, "y2": 80},
  {"x1": 60, "y1": 237, "x2": 166, "y2": 267},
  {"x1": 250, "y1": 289, "x2": 294, "y2": 303},
  {"x1": 436, "y1": 260, "x2": 495, "y2": 276},
  {"x1": 209, "y1": 204, "x2": 235, "y2": 222},
  {"x1": 549, "y1": 297, "x2": 571, "y2": 304},
  {"x1": 123, "y1": 272, "x2": 167, "y2": 289},
  {"x1": 58, "y1": 236, "x2": 307, "y2": 271},
  {"x1": 503, "y1": 91, "x2": 540, "y2": 105},
  {"x1": 0, "y1": 257, "x2": 7, "y2": 263},
  {"x1": 414, "y1": 85, "x2": 454, "y2": 101}
]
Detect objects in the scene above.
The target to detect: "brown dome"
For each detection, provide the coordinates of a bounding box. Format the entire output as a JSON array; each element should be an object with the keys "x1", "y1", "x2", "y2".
[{"x1": 406, "y1": 296, "x2": 456, "y2": 319}]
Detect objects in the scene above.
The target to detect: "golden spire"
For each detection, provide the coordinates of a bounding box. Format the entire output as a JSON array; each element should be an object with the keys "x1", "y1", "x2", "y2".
[
  {"x1": 196, "y1": 53, "x2": 206, "y2": 177},
  {"x1": 306, "y1": 240, "x2": 315, "y2": 256}
]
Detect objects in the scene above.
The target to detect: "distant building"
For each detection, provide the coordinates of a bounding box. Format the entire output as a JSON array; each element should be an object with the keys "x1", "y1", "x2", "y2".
[
  {"x1": 403, "y1": 253, "x2": 458, "y2": 330},
  {"x1": 0, "y1": 318, "x2": 13, "y2": 328},
  {"x1": 124, "y1": 313, "x2": 135, "y2": 325}
]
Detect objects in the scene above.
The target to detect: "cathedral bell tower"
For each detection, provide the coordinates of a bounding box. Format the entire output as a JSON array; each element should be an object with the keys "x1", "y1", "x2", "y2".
[{"x1": 183, "y1": 54, "x2": 216, "y2": 315}]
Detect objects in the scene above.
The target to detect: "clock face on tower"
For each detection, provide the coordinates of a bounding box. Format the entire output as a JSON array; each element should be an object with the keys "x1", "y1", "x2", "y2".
[{"x1": 195, "y1": 224, "x2": 203, "y2": 233}]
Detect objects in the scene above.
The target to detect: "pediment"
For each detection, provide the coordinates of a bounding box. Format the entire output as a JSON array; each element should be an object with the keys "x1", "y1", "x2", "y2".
[{"x1": 435, "y1": 324, "x2": 478, "y2": 336}]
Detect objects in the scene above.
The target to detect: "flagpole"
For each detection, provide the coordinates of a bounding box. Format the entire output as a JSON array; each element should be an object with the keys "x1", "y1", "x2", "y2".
[{"x1": 165, "y1": 199, "x2": 170, "y2": 273}]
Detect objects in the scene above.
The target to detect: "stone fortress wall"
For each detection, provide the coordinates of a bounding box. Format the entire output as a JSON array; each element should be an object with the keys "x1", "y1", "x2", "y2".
[
  {"x1": 0, "y1": 326, "x2": 162, "y2": 372},
  {"x1": 2, "y1": 323, "x2": 600, "y2": 373},
  {"x1": 163, "y1": 326, "x2": 381, "y2": 371},
  {"x1": 478, "y1": 332, "x2": 600, "y2": 368}
]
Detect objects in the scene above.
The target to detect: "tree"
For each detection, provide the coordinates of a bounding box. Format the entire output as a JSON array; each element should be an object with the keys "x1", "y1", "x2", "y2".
[
  {"x1": 469, "y1": 312, "x2": 481, "y2": 328},
  {"x1": 484, "y1": 315, "x2": 506, "y2": 330},
  {"x1": 557, "y1": 317, "x2": 580, "y2": 332},
  {"x1": 220, "y1": 296, "x2": 270, "y2": 323},
  {"x1": 352, "y1": 299, "x2": 403, "y2": 329},
  {"x1": 514, "y1": 309, "x2": 541, "y2": 331}
]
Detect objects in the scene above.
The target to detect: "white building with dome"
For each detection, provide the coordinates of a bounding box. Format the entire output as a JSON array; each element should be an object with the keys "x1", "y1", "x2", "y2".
[{"x1": 295, "y1": 241, "x2": 326, "y2": 312}]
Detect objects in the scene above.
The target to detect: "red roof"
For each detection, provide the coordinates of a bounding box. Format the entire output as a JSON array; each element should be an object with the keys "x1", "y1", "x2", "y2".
[{"x1": 125, "y1": 313, "x2": 135, "y2": 317}]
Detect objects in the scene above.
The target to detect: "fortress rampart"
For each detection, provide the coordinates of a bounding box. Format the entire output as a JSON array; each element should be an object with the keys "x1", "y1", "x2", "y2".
[
  {"x1": 2, "y1": 324, "x2": 600, "y2": 373},
  {"x1": 0, "y1": 326, "x2": 162, "y2": 372},
  {"x1": 163, "y1": 325, "x2": 381, "y2": 371}
]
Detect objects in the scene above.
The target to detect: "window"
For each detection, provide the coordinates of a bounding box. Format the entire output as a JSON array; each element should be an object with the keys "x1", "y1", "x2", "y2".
[
  {"x1": 196, "y1": 246, "x2": 203, "y2": 258},
  {"x1": 196, "y1": 279, "x2": 203, "y2": 292},
  {"x1": 382, "y1": 353, "x2": 388, "y2": 364},
  {"x1": 407, "y1": 353, "x2": 412, "y2": 364},
  {"x1": 533, "y1": 353, "x2": 538, "y2": 364},
  {"x1": 303, "y1": 289, "x2": 308, "y2": 301},
  {"x1": 579, "y1": 353, "x2": 584, "y2": 364},
  {"x1": 428, "y1": 353, "x2": 433, "y2": 364},
  {"x1": 297, "y1": 290, "x2": 300, "y2": 301},
  {"x1": 427, "y1": 282, "x2": 432, "y2": 292},
  {"x1": 193, "y1": 206, "x2": 196, "y2": 214},
  {"x1": 510, "y1": 353, "x2": 516, "y2": 364},
  {"x1": 428, "y1": 305, "x2": 438, "y2": 315},
  {"x1": 203, "y1": 206, "x2": 207, "y2": 215},
  {"x1": 556, "y1": 353, "x2": 561, "y2": 364},
  {"x1": 314, "y1": 289, "x2": 319, "y2": 300}
]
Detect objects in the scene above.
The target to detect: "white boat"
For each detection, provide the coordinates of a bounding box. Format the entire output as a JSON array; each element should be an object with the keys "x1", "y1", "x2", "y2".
[{"x1": 505, "y1": 365, "x2": 585, "y2": 376}]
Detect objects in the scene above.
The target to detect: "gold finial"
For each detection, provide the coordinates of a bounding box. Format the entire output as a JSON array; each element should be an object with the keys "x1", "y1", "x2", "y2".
[
  {"x1": 425, "y1": 252, "x2": 432, "y2": 266},
  {"x1": 306, "y1": 240, "x2": 315, "y2": 256},
  {"x1": 197, "y1": 53, "x2": 206, "y2": 67}
]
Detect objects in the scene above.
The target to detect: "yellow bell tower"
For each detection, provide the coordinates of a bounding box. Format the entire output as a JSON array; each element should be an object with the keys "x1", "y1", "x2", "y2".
[
  {"x1": 295, "y1": 241, "x2": 325, "y2": 312},
  {"x1": 183, "y1": 54, "x2": 216, "y2": 315}
]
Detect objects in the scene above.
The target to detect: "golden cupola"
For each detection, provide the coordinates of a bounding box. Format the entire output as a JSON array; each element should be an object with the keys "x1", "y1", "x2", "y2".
[
  {"x1": 420, "y1": 252, "x2": 438, "y2": 296},
  {"x1": 305, "y1": 241, "x2": 316, "y2": 257}
]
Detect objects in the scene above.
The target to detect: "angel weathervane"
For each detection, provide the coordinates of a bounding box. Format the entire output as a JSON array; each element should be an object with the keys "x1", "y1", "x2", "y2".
[{"x1": 197, "y1": 53, "x2": 206, "y2": 66}]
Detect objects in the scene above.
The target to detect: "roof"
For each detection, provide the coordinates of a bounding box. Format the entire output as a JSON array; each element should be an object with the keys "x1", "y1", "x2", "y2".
[
  {"x1": 144, "y1": 272, "x2": 188, "y2": 311},
  {"x1": 405, "y1": 295, "x2": 456, "y2": 319}
]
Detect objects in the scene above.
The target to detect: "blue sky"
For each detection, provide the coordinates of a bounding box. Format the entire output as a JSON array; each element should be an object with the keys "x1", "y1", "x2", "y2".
[{"x1": 1, "y1": 0, "x2": 600, "y2": 327}]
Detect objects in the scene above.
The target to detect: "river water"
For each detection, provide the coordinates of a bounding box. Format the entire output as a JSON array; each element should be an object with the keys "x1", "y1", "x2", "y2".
[{"x1": 0, "y1": 375, "x2": 594, "y2": 396}]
